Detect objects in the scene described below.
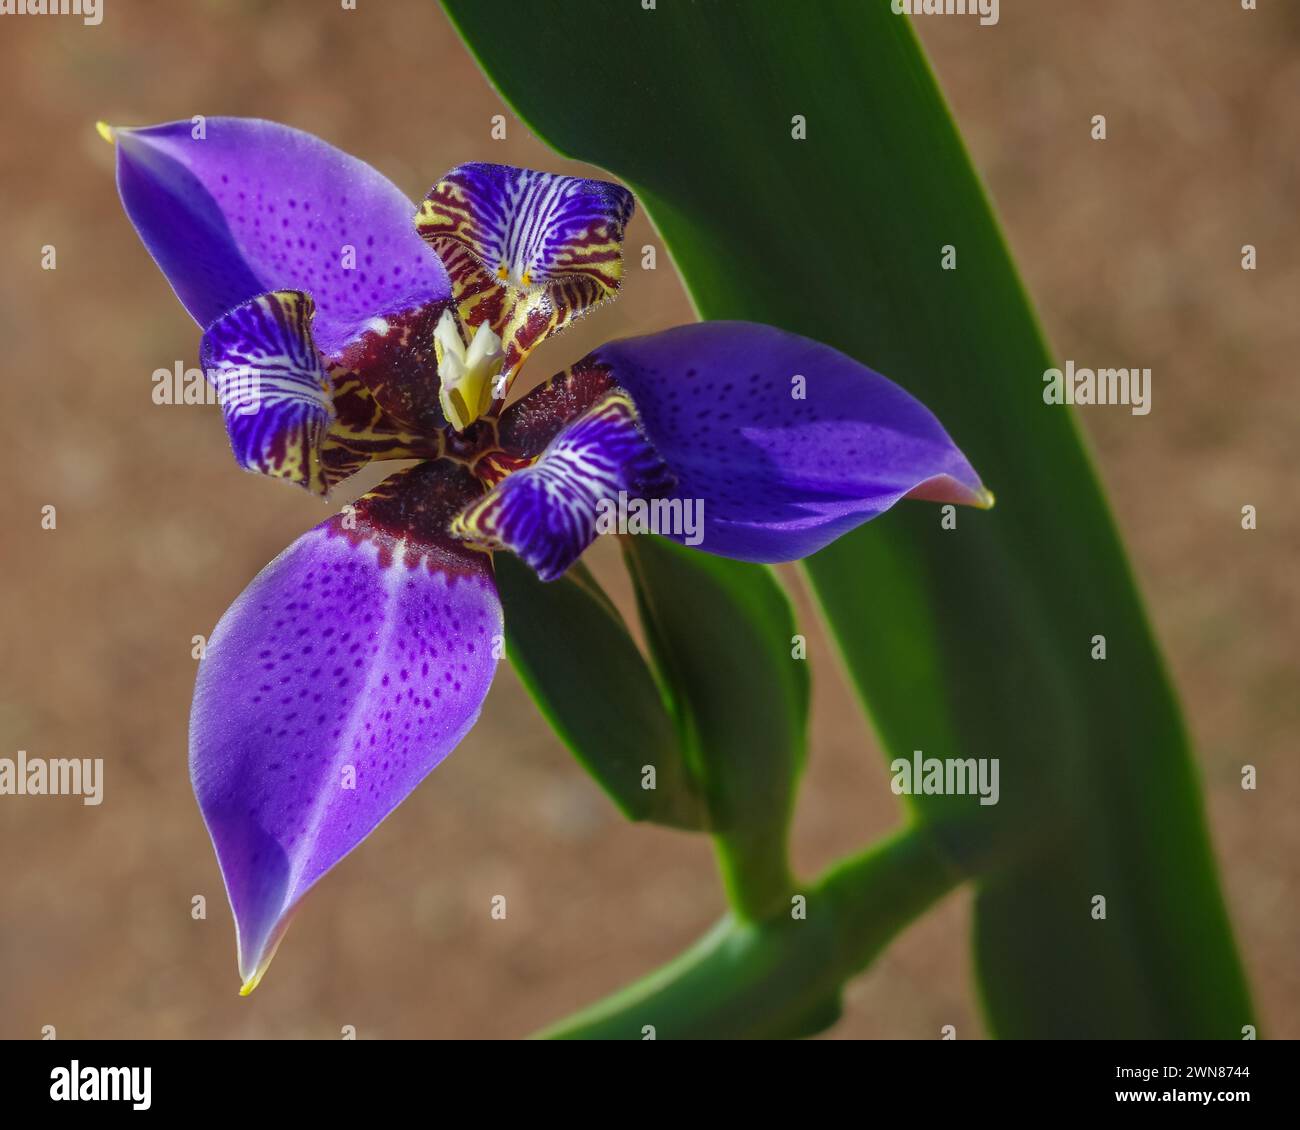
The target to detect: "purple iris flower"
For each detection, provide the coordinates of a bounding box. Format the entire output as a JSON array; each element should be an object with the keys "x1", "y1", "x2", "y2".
[{"x1": 104, "y1": 117, "x2": 992, "y2": 993}]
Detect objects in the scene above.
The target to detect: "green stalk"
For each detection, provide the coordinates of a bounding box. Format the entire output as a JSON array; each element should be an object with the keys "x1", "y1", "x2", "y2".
[
  {"x1": 538, "y1": 824, "x2": 960, "y2": 1040},
  {"x1": 712, "y1": 824, "x2": 796, "y2": 924}
]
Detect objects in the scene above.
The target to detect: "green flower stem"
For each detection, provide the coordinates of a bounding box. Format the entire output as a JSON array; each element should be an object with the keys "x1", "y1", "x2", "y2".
[
  {"x1": 712, "y1": 824, "x2": 796, "y2": 924},
  {"x1": 537, "y1": 824, "x2": 961, "y2": 1039}
]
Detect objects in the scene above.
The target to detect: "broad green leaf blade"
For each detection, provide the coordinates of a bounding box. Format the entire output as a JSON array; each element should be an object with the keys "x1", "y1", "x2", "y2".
[
  {"x1": 496, "y1": 553, "x2": 707, "y2": 829},
  {"x1": 445, "y1": 0, "x2": 1252, "y2": 1036},
  {"x1": 623, "y1": 537, "x2": 808, "y2": 920}
]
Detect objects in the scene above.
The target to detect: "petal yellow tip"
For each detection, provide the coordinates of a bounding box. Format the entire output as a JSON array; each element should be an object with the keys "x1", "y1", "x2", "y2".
[
  {"x1": 974, "y1": 486, "x2": 996, "y2": 510},
  {"x1": 95, "y1": 121, "x2": 115, "y2": 144},
  {"x1": 236, "y1": 919, "x2": 291, "y2": 997}
]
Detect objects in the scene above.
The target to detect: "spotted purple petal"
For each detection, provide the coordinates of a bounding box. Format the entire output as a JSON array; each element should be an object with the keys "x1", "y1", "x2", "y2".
[
  {"x1": 190, "y1": 460, "x2": 501, "y2": 993},
  {"x1": 575, "y1": 322, "x2": 993, "y2": 562},
  {"x1": 453, "y1": 391, "x2": 673, "y2": 582},
  {"x1": 416, "y1": 163, "x2": 633, "y2": 382},
  {"x1": 109, "y1": 117, "x2": 450, "y2": 353}
]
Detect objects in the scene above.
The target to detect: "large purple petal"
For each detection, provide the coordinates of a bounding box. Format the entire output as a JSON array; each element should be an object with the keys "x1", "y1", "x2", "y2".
[
  {"x1": 190, "y1": 460, "x2": 501, "y2": 992},
  {"x1": 454, "y1": 390, "x2": 673, "y2": 581},
  {"x1": 569, "y1": 322, "x2": 993, "y2": 562},
  {"x1": 110, "y1": 117, "x2": 450, "y2": 352}
]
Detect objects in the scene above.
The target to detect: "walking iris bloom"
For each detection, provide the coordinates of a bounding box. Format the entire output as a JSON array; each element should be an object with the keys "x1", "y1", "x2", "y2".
[{"x1": 105, "y1": 118, "x2": 992, "y2": 993}]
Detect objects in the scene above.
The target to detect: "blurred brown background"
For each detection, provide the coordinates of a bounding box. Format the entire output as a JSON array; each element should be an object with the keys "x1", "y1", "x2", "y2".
[{"x1": 0, "y1": 0, "x2": 1295, "y2": 1039}]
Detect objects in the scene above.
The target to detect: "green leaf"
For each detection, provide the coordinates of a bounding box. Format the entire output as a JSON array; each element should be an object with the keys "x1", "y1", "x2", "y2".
[
  {"x1": 446, "y1": 0, "x2": 1252, "y2": 1037},
  {"x1": 623, "y1": 537, "x2": 807, "y2": 920},
  {"x1": 496, "y1": 553, "x2": 706, "y2": 830}
]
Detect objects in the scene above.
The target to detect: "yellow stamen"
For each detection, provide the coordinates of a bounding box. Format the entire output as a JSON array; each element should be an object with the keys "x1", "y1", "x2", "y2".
[
  {"x1": 435, "y1": 310, "x2": 505, "y2": 431},
  {"x1": 95, "y1": 120, "x2": 115, "y2": 144}
]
